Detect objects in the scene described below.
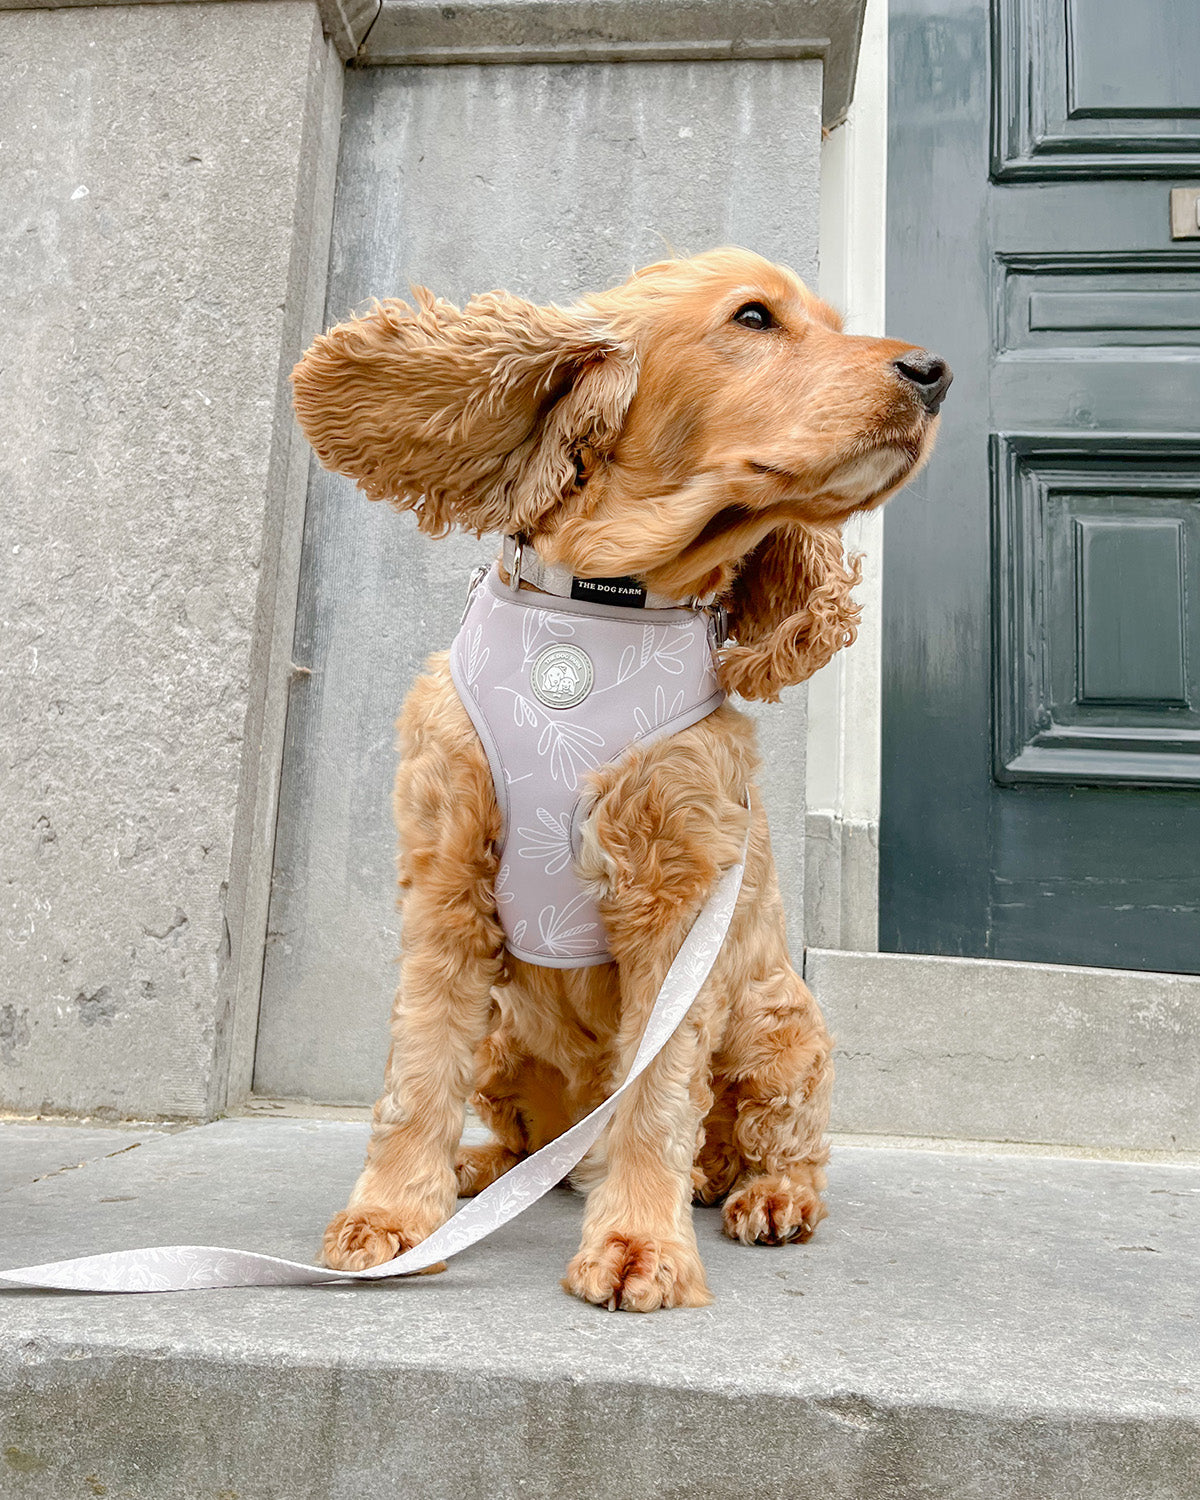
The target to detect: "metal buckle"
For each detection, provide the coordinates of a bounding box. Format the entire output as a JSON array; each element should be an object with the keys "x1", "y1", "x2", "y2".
[
  {"x1": 508, "y1": 534, "x2": 524, "y2": 593},
  {"x1": 706, "y1": 601, "x2": 729, "y2": 647}
]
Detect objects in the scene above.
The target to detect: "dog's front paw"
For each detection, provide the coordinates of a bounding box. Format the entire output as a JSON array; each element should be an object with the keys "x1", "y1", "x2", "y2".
[
  {"x1": 722, "y1": 1173, "x2": 827, "y2": 1246},
  {"x1": 563, "y1": 1233, "x2": 711, "y2": 1312},
  {"x1": 321, "y1": 1208, "x2": 445, "y2": 1274}
]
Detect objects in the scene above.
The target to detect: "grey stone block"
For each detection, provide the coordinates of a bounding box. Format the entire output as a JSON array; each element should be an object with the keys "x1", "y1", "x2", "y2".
[
  {"x1": 808, "y1": 949, "x2": 1200, "y2": 1150},
  {"x1": 252, "y1": 56, "x2": 822, "y2": 1103},
  {"x1": 1, "y1": 1118, "x2": 1197, "y2": 1498},
  {"x1": 0, "y1": 0, "x2": 377, "y2": 62},
  {"x1": 805, "y1": 812, "x2": 879, "y2": 951},
  {"x1": 0, "y1": 2, "x2": 340, "y2": 1118},
  {"x1": 364, "y1": 0, "x2": 869, "y2": 126}
]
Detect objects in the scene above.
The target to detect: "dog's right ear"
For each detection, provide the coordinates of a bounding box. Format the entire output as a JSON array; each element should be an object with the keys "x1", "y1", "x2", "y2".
[
  {"x1": 717, "y1": 523, "x2": 863, "y2": 703},
  {"x1": 290, "y1": 288, "x2": 638, "y2": 538}
]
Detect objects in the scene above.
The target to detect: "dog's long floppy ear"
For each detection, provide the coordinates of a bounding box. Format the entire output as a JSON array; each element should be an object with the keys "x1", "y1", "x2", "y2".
[
  {"x1": 290, "y1": 288, "x2": 638, "y2": 537},
  {"x1": 717, "y1": 524, "x2": 863, "y2": 703}
]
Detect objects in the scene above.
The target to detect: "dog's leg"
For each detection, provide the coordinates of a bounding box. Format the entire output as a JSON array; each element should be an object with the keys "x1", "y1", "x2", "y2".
[
  {"x1": 562, "y1": 742, "x2": 750, "y2": 1312},
  {"x1": 453, "y1": 1024, "x2": 526, "y2": 1195},
  {"x1": 454, "y1": 1023, "x2": 572, "y2": 1196},
  {"x1": 562, "y1": 951, "x2": 721, "y2": 1312},
  {"x1": 323, "y1": 669, "x2": 505, "y2": 1272},
  {"x1": 715, "y1": 878, "x2": 834, "y2": 1246},
  {"x1": 321, "y1": 880, "x2": 503, "y2": 1270},
  {"x1": 692, "y1": 1080, "x2": 743, "y2": 1204}
]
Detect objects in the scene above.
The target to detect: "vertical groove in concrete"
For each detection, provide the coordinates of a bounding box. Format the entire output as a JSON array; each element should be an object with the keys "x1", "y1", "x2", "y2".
[{"x1": 216, "y1": 27, "x2": 346, "y2": 1114}]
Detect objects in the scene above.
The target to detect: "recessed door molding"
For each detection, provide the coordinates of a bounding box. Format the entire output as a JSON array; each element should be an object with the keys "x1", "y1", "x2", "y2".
[
  {"x1": 992, "y1": 0, "x2": 1200, "y2": 179},
  {"x1": 992, "y1": 433, "x2": 1200, "y2": 787}
]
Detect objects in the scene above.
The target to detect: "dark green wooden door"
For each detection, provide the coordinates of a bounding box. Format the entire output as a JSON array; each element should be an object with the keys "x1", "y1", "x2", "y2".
[{"x1": 882, "y1": 0, "x2": 1200, "y2": 974}]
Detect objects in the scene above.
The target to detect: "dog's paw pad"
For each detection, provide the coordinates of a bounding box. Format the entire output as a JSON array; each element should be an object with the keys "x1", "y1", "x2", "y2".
[
  {"x1": 563, "y1": 1233, "x2": 711, "y2": 1312},
  {"x1": 722, "y1": 1177, "x2": 827, "y2": 1246}
]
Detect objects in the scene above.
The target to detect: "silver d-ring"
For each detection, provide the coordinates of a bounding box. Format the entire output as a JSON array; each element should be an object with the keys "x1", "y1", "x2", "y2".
[
  {"x1": 459, "y1": 563, "x2": 488, "y2": 627},
  {"x1": 508, "y1": 534, "x2": 524, "y2": 593},
  {"x1": 707, "y1": 601, "x2": 730, "y2": 647}
]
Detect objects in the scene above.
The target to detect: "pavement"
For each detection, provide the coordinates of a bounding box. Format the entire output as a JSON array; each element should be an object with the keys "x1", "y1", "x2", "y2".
[{"x1": 2, "y1": 1116, "x2": 1198, "y2": 1500}]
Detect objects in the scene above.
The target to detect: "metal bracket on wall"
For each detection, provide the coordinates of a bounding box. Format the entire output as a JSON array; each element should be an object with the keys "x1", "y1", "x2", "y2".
[{"x1": 1170, "y1": 188, "x2": 1200, "y2": 241}]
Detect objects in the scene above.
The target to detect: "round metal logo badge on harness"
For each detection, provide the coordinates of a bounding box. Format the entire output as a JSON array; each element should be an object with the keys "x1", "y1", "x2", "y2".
[{"x1": 530, "y1": 644, "x2": 594, "y2": 709}]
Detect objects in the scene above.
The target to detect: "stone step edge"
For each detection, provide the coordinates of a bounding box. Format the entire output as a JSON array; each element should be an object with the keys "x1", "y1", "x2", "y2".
[{"x1": 805, "y1": 947, "x2": 1200, "y2": 1151}]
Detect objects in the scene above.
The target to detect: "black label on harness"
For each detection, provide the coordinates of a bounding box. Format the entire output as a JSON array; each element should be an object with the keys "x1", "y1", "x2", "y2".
[{"x1": 570, "y1": 575, "x2": 647, "y2": 608}]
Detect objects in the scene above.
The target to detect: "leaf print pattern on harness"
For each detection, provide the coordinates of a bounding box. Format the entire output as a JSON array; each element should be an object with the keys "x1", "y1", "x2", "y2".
[
  {"x1": 459, "y1": 624, "x2": 490, "y2": 692},
  {"x1": 536, "y1": 891, "x2": 600, "y2": 958},
  {"x1": 634, "y1": 685, "x2": 687, "y2": 740},
  {"x1": 496, "y1": 688, "x2": 605, "y2": 787},
  {"x1": 537, "y1": 719, "x2": 605, "y2": 786},
  {"x1": 517, "y1": 808, "x2": 575, "y2": 875},
  {"x1": 449, "y1": 565, "x2": 726, "y2": 966},
  {"x1": 519, "y1": 599, "x2": 576, "y2": 661}
]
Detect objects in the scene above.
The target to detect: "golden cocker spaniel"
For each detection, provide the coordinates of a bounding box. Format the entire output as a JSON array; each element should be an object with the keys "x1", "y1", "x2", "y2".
[{"x1": 291, "y1": 248, "x2": 949, "y2": 1311}]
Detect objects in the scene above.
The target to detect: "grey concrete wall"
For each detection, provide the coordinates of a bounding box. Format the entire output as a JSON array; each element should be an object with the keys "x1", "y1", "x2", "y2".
[
  {"x1": 0, "y1": 1, "x2": 342, "y2": 1117},
  {"x1": 252, "y1": 57, "x2": 824, "y2": 1103}
]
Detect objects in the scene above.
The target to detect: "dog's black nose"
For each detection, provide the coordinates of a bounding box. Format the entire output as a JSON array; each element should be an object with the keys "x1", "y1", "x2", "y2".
[{"x1": 892, "y1": 350, "x2": 952, "y2": 414}]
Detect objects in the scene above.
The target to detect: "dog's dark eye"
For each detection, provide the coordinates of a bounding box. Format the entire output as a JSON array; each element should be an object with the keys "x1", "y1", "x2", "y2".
[{"x1": 732, "y1": 302, "x2": 775, "y2": 331}]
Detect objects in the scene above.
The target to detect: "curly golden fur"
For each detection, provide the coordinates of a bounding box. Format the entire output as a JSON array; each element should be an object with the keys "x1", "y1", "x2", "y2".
[{"x1": 292, "y1": 248, "x2": 944, "y2": 1310}]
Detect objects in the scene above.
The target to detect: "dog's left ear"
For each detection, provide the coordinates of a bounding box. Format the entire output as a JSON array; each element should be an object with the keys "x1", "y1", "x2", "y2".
[
  {"x1": 717, "y1": 524, "x2": 863, "y2": 703},
  {"x1": 291, "y1": 287, "x2": 638, "y2": 537}
]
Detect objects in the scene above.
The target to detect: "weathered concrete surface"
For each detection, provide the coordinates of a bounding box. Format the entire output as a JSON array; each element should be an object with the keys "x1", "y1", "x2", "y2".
[
  {"x1": 0, "y1": 1120, "x2": 169, "y2": 1195},
  {"x1": 1, "y1": 1118, "x2": 1197, "y2": 1498},
  {"x1": 364, "y1": 0, "x2": 869, "y2": 126},
  {"x1": 253, "y1": 57, "x2": 823, "y2": 1103},
  {"x1": 0, "y1": 0, "x2": 869, "y2": 118},
  {"x1": 809, "y1": 949, "x2": 1200, "y2": 1150},
  {"x1": 0, "y1": 2, "x2": 341, "y2": 1117},
  {"x1": 805, "y1": 811, "x2": 879, "y2": 950},
  {"x1": 0, "y1": 0, "x2": 377, "y2": 60}
]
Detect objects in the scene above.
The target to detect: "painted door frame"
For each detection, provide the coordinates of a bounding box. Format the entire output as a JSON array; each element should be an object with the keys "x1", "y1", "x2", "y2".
[{"x1": 807, "y1": 0, "x2": 889, "y2": 953}]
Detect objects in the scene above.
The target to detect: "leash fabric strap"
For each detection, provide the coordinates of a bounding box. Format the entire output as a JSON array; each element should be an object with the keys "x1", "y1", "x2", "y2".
[{"x1": 1, "y1": 847, "x2": 746, "y2": 1293}]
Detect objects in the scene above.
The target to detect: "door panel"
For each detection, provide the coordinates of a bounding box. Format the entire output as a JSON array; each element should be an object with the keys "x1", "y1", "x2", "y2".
[
  {"x1": 994, "y1": 0, "x2": 1200, "y2": 176},
  {"x1": 883, "y1": 0, "x2": 1200, "y2": 974},
  {"x1": 1068, "y1": 0, "x2": 1196, "y2": 117},
  {"x1": 999, "y1": 254, "x2": 1200, "y2": 349},
  {"x1": 993, "y1": 436, "x2": 1200, "y2": 787}
]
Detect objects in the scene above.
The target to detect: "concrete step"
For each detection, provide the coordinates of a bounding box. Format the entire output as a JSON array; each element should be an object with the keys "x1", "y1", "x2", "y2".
[
  {"x1": 2, "y1": 1117, "x2": 1198, "y2": 1500},
  {"x1": 807, "y1": 948, "x2": 1200, "y2": 1151}
]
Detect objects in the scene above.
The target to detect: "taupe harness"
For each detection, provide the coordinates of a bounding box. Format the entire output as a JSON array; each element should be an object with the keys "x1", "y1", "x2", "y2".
[{"x1": 449, "y1": 551, "x2": 726, "y2": 966}]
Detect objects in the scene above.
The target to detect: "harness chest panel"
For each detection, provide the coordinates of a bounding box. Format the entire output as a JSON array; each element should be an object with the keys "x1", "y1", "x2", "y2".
[{"x1": 448, "y1": 566, "x2": 725, "y2": 967}]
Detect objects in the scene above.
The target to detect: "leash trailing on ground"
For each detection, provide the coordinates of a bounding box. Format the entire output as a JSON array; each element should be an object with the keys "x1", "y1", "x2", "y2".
[{"x1": 1, "y1": 842, "x2": 746, "y2": 1294}]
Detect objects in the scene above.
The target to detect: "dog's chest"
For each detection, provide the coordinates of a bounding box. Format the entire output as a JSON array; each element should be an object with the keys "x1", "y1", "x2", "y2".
[{"x1": 449, "y1": 566, "x2": 725, "y2": 967}]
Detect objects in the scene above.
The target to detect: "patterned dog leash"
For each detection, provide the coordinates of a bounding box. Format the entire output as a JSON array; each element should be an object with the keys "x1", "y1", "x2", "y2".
[{"x1": 1, "y1": 841, "x2": 746, "y2": 1293}]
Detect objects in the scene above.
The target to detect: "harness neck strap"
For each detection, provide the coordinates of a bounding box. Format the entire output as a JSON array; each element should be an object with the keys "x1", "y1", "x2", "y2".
[{"x1": 501, "y1": 534, "x2": 686, "y2": 611}]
